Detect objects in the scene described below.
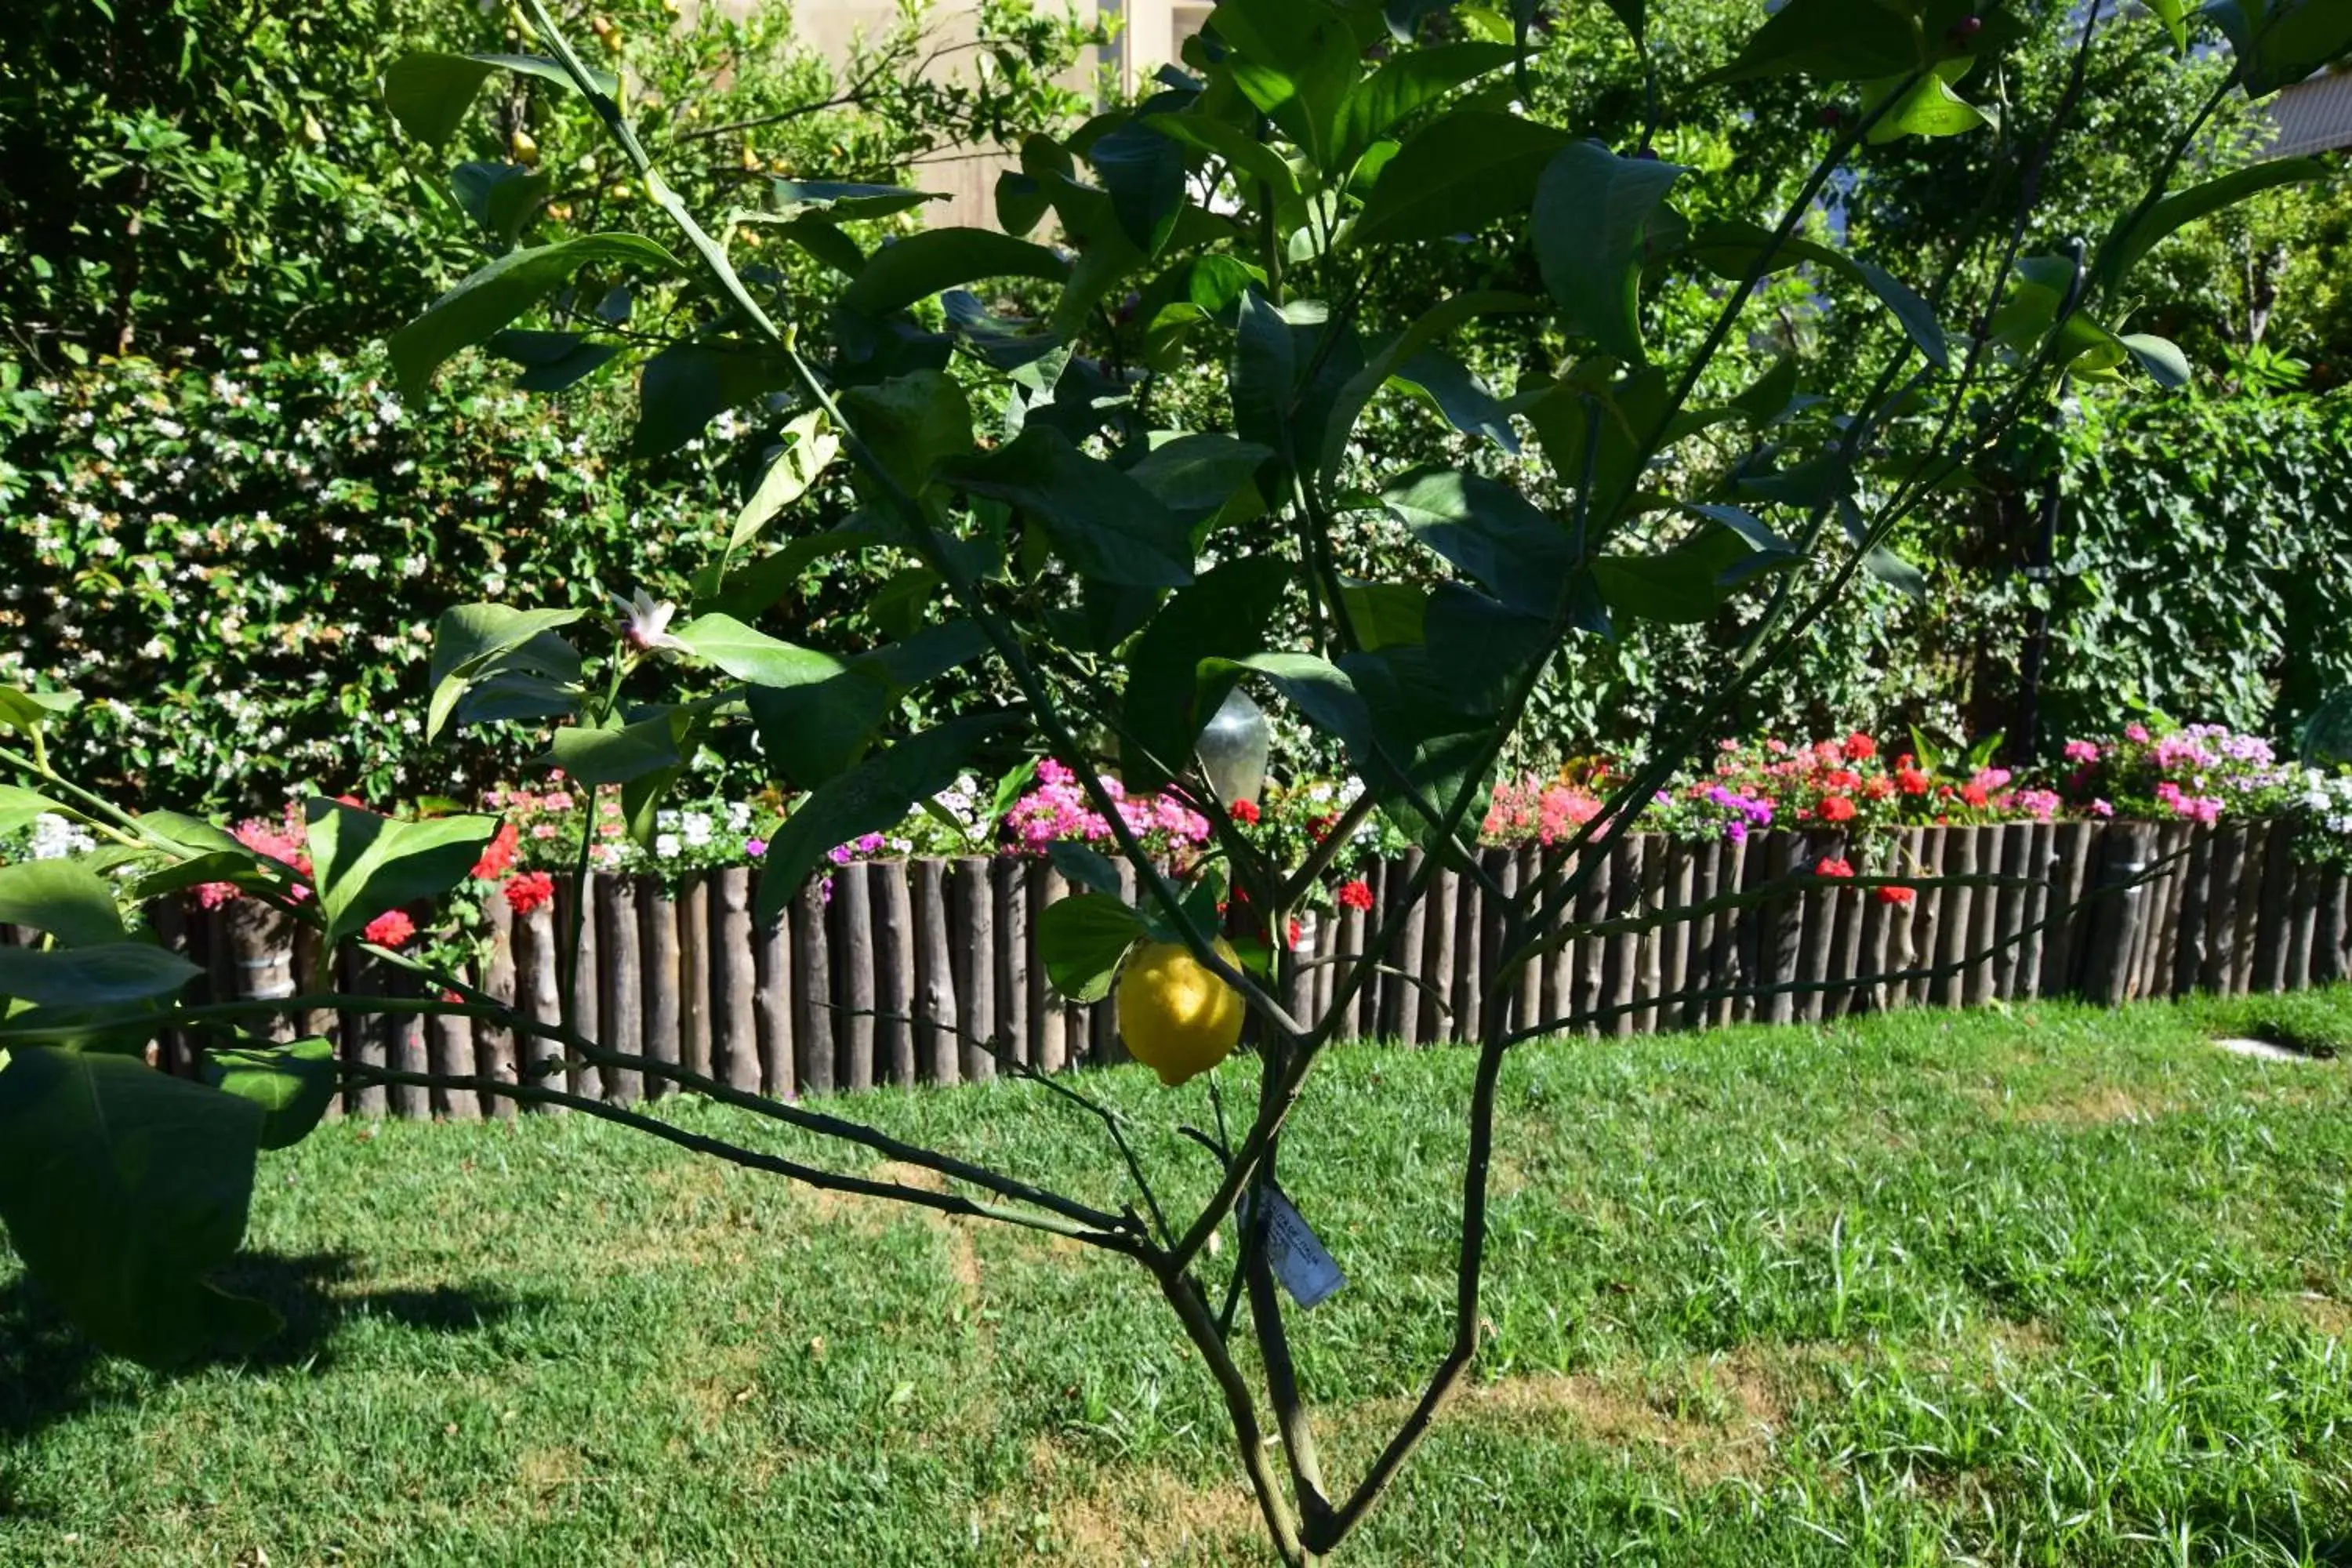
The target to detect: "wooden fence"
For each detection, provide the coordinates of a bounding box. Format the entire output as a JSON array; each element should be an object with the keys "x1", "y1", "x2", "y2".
[{"x1": 7, "y1": 821, "x2": 2344, "y2": 1119}]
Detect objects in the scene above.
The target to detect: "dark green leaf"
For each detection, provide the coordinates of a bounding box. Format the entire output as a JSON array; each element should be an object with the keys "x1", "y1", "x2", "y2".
[
  {"x1": 1704, "y1": 0, "x2": 1930, "y2": 85},
  {"x1": 840, "y1": 228, "x2": 1069, "y2": 319},
  {"x1": 1320, "y1": 291, "x2": 1541, "y2": 482},
  {"x1": 1047, "y1": 841, "x2": 1125, "y2": 898},
  {"x1": 1125, "y1": 434, "x2": 1276, "y2": 530},
  {"x1": 0, "y1": 860, "x2": 127, "y2": 948},
  {"x1": 1035, "y1": 892, "x2": 1145, "y2": 1004},
  {"x1": 756, "y1": 713, "x2": 1018, "y2": 922},
  {"x1": 2096, "y1": 158, "x2": 2329, "y2": 295},
  {"x1": 1381, "y1": 466, "x2": 1570, "y2": 619},
  {"x1": 632, "y1": 340, "x2": 796, "y2": 460},
  {"x1": 773, "y1": 180, "x2": 942, "y2": 221},
  {"x1": 539, "y1": 714, "x2": 685, "y2": 789},
  {"x1": 1533, "y1": 142, "x2": 1687, "y2": 362},
  {"x1": 1686, "y1": 222, "x2": 1947, "y2": 368},
  {"x1": 941, "y1": 427, "x2": 1192, "y2": 588},
  {"x1": 1352, "y1": 111, "x2": 1575, "y2": 249},
  {"x1": 2209, "y1": 0, "x2": 2352, "y2": 96},
  {"x1": 303, "y1": 800, "x2": 497, "y2": 949},
  {"x1": 203, "y1": 1036, "x2": 338, "y2": 1152},
  {"x1": 452, "y1": 162, "x2": 552, "y2": 245},
  {"x1": 426, "y1": 604, "x2": 583, "y2": 741},
  {"x1": 1334, "y1": 42, "x2": 1520, "y2": 168},
  {"x1": 390, "y1": 234, "x2": 681, "y2": 402},
  {"x1": 488, "y1": 329, "x2": 620, "y2": 393},
  {"x1": 1120, "y1": 557, "x2": 1294, "y2": 789},
  {"x1": 381, "y1": 52, "x2": 618, "y2": 150},
  {"x1": 0, "y1": 1048, "x2": 274, "y2": 1367},
  {"x1": 839, "y1": 372, "x2": 975, "y2": 495},
  {"x1": 1090, "y1": 119, "x2": 1189, "y2": 254},
  {"x1": 0, "y1": 942, "x2": 200, "y2": 1007}
]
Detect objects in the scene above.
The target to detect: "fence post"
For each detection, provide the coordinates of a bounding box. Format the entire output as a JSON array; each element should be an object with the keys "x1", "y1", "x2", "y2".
[
  {"x1": 792, "y1": 878, "x2": 834, "y2": 1098},
  {"x1": 598, "y1": 875, "x2": 645, "y2": 1104},
  {"x1": 994, "y1": 858, "x2": 1030, "y2": 1068},
  {"x1": 750, "y1": 874, "x2": 795, "y2": 1101},
  {"x1": 712, "y1": 867, "x2": 761, "y2": 1095},
  {"x1": 953, "y1": 856, "x2": 996, "y2": 1082},
  {"x1": 834, "y1": 862, "x2": 877, "y2": 1092},
  {"x1": 639, "y1": 874, "x2": 679, "y2": 1099},
  {"x1": 913, "y1": 858, "x2": 960, "y2": 1084},
  {"x1": 477, "y1": 895, "x2": 518, "y2": 1118}
]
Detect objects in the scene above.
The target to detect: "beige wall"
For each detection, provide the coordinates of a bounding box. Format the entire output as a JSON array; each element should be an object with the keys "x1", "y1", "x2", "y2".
[{"x1": 752, "y1": 0, "x2": 1207, "y2": 226}]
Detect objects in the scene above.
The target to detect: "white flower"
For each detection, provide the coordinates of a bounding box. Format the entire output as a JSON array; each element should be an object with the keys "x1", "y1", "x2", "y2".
[
  {"x1": 29, "y1": 814, "x2": 95, "y2": 860},
  {"x1": 681, "y1": 811, "x2": 714, "y2": 847},
  {"x1": 655, "y1": 832, "x2": 681, "y2": 859},
  {"x1": 611, "y1": 586, "x2": 691, "y2": 657}
]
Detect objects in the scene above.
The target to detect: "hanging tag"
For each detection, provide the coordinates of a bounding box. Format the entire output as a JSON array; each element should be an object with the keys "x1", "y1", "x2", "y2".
[{"x1": 1247, "y1": 1186, "x2": 1345, "y2": 1308}]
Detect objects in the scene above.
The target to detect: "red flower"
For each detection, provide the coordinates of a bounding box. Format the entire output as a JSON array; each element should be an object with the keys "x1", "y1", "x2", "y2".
[
  {"x1": 1824, "y1": 768, "x2": 1863, "y2": 791},
  {"x1": 1338, "y1": 878, "x2": 1374, "y2": 912},
  {"x1": 1230, "y1": 799, "x2": 1261, "y2": 825},
  {"x1": 471, "y1": 820, "x2": 520, "y2": 881},
  {"x1": 1844, "y1": 732, "x2": 1878, "y2": 760},
  {"x1": 1875, "y1": 884, "x2": 1917, "y2": 906},
  {"x1": 362, "y1": 909, "x2": 416, "y2": 948},
  {"x1": 1896, "y1": 768, "x2": 1932, "y2": 796},
  {"x1": 1861, "y1": 776, "x2": 1894, "y2": 801},
  {"x1": 1818, "y1": 794, "x2": 1857, "y2": 822},
  {"x1": 503, "y1": 869, "x2": 557, "y2": 916},
  {"x1": 1816, "y1": 857, "x2": 1856, "y2": 879},
  {"x1": 1287, "y1": 917, "x2": 1302, "y2": 950},
  {"x1": 1960, "y1": 784, "x2": 1989, "y2": 808}
]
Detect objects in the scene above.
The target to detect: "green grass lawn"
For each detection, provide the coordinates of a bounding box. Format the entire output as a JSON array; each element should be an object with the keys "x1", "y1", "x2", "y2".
[{"x1": 5, "y1": 993, "x2": 2351, "y2": 1566}]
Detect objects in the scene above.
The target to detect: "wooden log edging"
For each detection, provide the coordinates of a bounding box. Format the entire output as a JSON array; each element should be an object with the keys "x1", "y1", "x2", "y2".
[{"x1": 133, "y1": 821, "x2": 2340, "y2": 1117}]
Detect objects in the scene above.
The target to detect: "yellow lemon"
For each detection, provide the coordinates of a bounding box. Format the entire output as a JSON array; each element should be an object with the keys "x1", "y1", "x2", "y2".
[{"x1": 1115, "y1": 938, "x2": 1245, "y2": 1087}]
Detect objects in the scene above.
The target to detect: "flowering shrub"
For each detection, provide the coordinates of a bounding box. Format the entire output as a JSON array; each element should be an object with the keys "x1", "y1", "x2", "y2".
[{"x1": 1004, "y1": 760, "x2": 1213, "y2": 867}]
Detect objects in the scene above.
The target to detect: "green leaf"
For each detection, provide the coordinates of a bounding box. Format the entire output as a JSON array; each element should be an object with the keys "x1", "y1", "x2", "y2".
[
  {"x1": 2118, "y1": 332, "x2": 2192, "y2": 390},
  {"x1": 0, "y1": 782, "x2": 78, "y2": 838},
  {"x1": 756, "y1": 713, "x2": 1018, "y2": 923},
  {"x1": 1592, "y1": 522, "x2": 1791, "y2": 623},
  {"x1": 1390, "y1": 350, "x2": 1520, "y2": 456},
  {"x1": 389, "y1": 234, "x2": 681, "y2": 402},
  {"x1": 488, "y1": 328, "x2": 620, "y2": 392},
  {"x1": 303, "y1": 800, "x2": 497, "y2": 949},
  {"x1": 453, "y1": 162, "x2": 554, "y2": 246},
  {"x1": 839, "y1": 372, "x2": 976, "y2": 496},
  {"x1": 773, "y1": 180, "x2": 942, "y2": 221},
  {"x1": 1704, "y1": 0, "x2": 1932, "y2": 85},
  {"x1": 1091, "y1": 119, "x2": 1190, "y2": 254},
  {"x1": 1035, "y1": 892, "x2": 1145, "y2": 1004},
  {"x1": 941, "y1": 427, "x2": 1192, "y2": 588},
  {"x1": 380, "y1": 52, "x2": 619, "y2": 151},
  {"x1": 0, "y1": 684, "x2": 81, "y2": 738},
  {"x1": 1686, "y1": 222, "x2": 1947, "y2": 368},
  {"x1": 1320, "y1": 291, "x2": 1542, "y2": 484},
  {"x1": 539, "y1": 713, "x2": 686, "y2": 789},
  {"x1": 1862, "y1": 64, "x2": 1990, "y2": 144},
  {"x1": 667, "y1": 614, "x2": 851, "y2": 688},
  {"x1": 1862, "y1": 543, "x2": 1928, "y2": 599},
  {"x1": 1381, "y1": 466, "x2": 1571, "y2": 619},
  {"x1": 203, "y1": 1036, "x2": 338, "y2": 1152},
  {"x1": 1146, "y1": 114, "x2": 1303, "y2": 224},
  {"x1": 2095, "y1": 158, "x2": 2330, "y2": 296},
  {"x1": 1047, "y1": 841, "x2": 1126, "y2": 899},
  {"x1": 1120, "y1": 558, "x2": 1295, "y2": 789},
  {"x1": 1334, "y1": 42, "x2": 1520, "y2": 169},
  {"x1": 0, "y1": 942, "x2": 200, "y2": 1008},
  {"x1": 1532, "y1": 143, "x2": 1687, "y2": 363},
  {"x1": 1351, "y1": 111, "x2": 1575, "y2": 249},
  {"x1": 2147, "y1": 0, "x2": 2188, "y2": 48},
  {"x1": 0, "y1": 1049, "x2": 275, "y2": 1368},
  {"x1": 1125, "y1": 434, "x2": 1276, "y2": 530},
  {"x1": 426, "y1": 604, "x2": 583, "y2": 741},
  {"x1": 731, "y1": 412, "x2": 841, "y2": 551},
  {"x1": 631, "y1": 340, "x2": 795, "y2": 460},
  {"x1": 0, "y1": 860, "x2": 127, "y2": 948},
  {"x1": 1210, "y1": 0, "x2": 1360, "y2": 169},
  {"x1": 1339, "y1": 582, "x2": 1432, "y2": 650},
  {"x1": 840, "y1": 228, "x2": 1069, "y2": 319},
  {"x1": 2209, "y1": 0, "x2": 2352, "y2": 96}
]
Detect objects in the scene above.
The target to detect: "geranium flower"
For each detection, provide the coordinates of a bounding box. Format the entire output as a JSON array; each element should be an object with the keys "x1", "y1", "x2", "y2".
[
  {"x1": 471, "y1": 820, "x2": 519, "y2": 880},
  {"x1": 1338, "y1": 879, "x2": 1374, "y2": 911},
  {"x1": 362, "y1": 909, "x2": 416, "y2": 947},
  {"x1": 502, "y1": 870, "x2": 556, "y2": 915},
  {"x1": 1875, "y1": 884, "x2": 1916, "y2": 906},
  {"x1": 1230, "y1": 798, "x2": 1261, "y2": 825},
  {"x1": 1844, "y1": 732, "x2": 1878, "y2": 760},
  {"x1": 1815, "y1": 857, "x2": 1855, "y2": 878},
  {"x1": 1818, "y1": 794, "x2": 1857, "y2": 822}
]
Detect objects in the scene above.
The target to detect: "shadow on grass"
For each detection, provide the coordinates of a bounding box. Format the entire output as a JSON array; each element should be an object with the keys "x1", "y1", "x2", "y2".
[{"x1": 0, "y1": 1249, "x2": 529, "y2": 1449}]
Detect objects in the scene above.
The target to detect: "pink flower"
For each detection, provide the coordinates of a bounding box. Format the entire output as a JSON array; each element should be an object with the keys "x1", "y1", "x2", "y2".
[
  {"x1": 2091, "y1": 798, "x2": 2114, "y2": 817},
  {"x1": 2125, "y1": 724, "x2": 2151, "y2": 742},
  {"x1": 746, "y1": 837, "x2": 766, "y2": 858},
  {"x1": 2063, "y1": 740, "x2": 2099, "y2": 764}
]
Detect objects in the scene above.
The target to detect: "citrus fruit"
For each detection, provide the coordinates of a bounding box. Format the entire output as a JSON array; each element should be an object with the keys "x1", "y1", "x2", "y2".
[{"x1": 1114, "y1": 938, "x2": 1245, "y2": 1087}]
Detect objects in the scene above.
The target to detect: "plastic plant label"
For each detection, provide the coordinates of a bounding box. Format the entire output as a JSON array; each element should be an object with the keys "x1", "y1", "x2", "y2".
[{"x1": 1250, "y1": 1185, "x2": 1345, "y2": 1308}]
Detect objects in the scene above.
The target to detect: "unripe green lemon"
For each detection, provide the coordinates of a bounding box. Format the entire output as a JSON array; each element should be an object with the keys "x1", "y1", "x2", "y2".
[{"x1": 1115, "y1": 938, "x2": 1244, "y2": 1087}]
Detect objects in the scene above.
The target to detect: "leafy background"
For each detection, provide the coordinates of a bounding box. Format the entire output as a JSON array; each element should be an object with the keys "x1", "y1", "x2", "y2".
[{"x1": 4, "y1": 0, "x2": 2350, "y2": 813}]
